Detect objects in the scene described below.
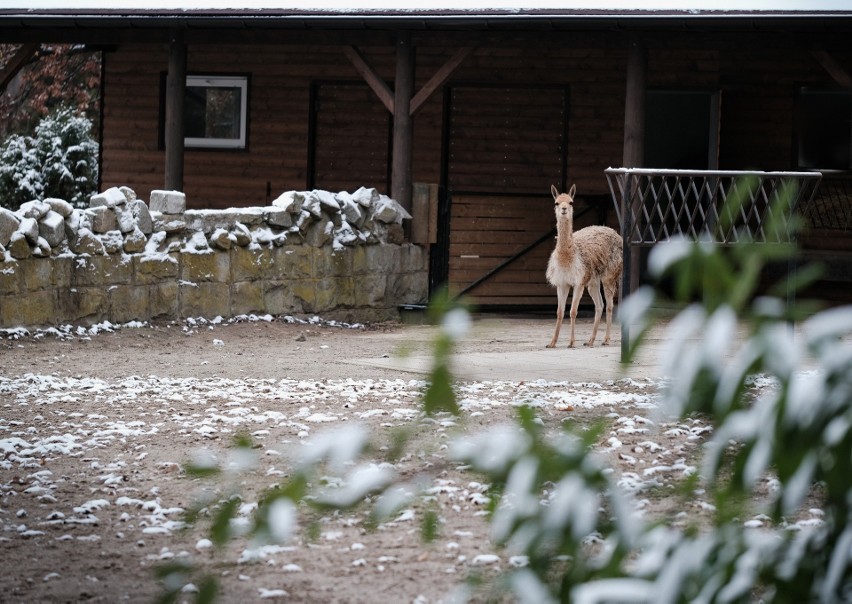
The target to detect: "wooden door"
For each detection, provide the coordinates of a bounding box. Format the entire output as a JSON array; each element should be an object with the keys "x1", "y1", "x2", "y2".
[{"x1": 444, "y1": 85, "x2": 569, "y2": 305}]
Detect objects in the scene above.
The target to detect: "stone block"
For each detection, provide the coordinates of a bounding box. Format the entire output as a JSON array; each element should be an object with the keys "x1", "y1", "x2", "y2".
[
  {"x1": 387, "y1": 273, "x2": 428, "y2": 306},
  {"x1": 181, "y1": 250, "x2": 230, "y2": 282},
  {"x1": 150, "y1": 190, "x2": 186, "y2": 214},
  {"x1": 89, "y1": 206, "x2": 118, "y2": 234},
  {"x1": 315, "y1": 277, "x2": 355, "y2": 310},
  {"x1": 90, "y1": 186, "x2": 128, "y2": 208},
  {"x1": 1, "y1": 291, "x2": 55, "y2": 327},
  {"x1": 0, "y1": 260, "x2": 20, "y2": 295},
  {"x1": 9, "y1": 232, "x2": 32, "y2": 259},
  {"x1": 56, "y1": 287, "x2": 108, "y2": 324},
  {"x1": 18, "y1": 200, "x2": 50, "y2": 220},
  {"x1": 232, "y1": 223, "x2": 251, "y2": 246},
  {"x1": 130, "y1": 199, "x2": 153, "y2": 235},
  {"x1": 268, "y1": 245, "x2": 311, "y2": 280},
  {"x1": 19, "y1": 217, "x2": 39, "y2": 244},
  {"x1": 133, "y1": 254, "x2": 179, "y2": 284},
  {"x1": 0, "y1": 207, "x2": 21, "y2": 247},
  {"x1": 152, "y1": 214, "x2": 187, "y2": 234},
  {"x1": 179, "y1": 281, "x2": 230, "y2": 319},
  {"x1": 119, "y1": 186, "x2": 137, "y2": 203},
  {"x1": 74, "y1": 254, "x2": 132, "y2": 287},
  {"x1": 351, "y1": 246, "x2": 370, "y2": 275},
  {"x1": 101, "y1": 230, "x2": 125, "y2": 254},
  {"x1": 70, "y1": 228, "x2": 106, "y2": 256},
  {"x1": 264, "y1": 207, "x2": 292, "y2": 228},
  {"x1": 116, "y1": 205, "x2": 136, "y2": 233},
  {"x1": 262, "y1": 280, "x2": 304, "y2": 315},
  {"x1": 230, "y1": 280, "x2": 265, "y2": 316},
  {"x1": 123, "y1": 227, "x2": 147, "y2": 254},
  {"x1": 19, "y1": 257, "x2": 56, "y2": 291},
  {"x1": 210, "y1": 228, "x2": 233, "y2": 250},
  {"x1": 365, "y1": 243, "x2": 397, "y2": 275},
  {"x1": 185, "y1": 209, "x2": 265, "y2": 234},
  {"x1": 314, "y1": 246, "x2": 352, "y2": 278},
  {"x1": 305, "y1": 218, "x2": 333, "y2": 247},
  {"x1": 398, "y1": 243, "x2": 429, "y2": 273},
  {"x1": 109, "y1": 285, "x2": 149, "y2": 324},
  {"x1": 38, "y1": 210, "x2": 66, "y2": 247},
  {"x1": 354, "y1": 274, "x2": 388, "y2": 307},
  {"x1": 352, "y1": 186, "x2": 379, "y2": 208},
  {"x1": 290, "y1": 281, "x2": 317, "y2": 313},
  {"x1": 45, "y1": 198, "x2": 74, "y2": 218},
  {"x1": 231, "y1": 246, "x2": 273, "y2": 281},
  {"x1": 149, "y1": 282, "x2": 178, "y2": 319},
  {"x1": 272, "y1": 190, "x2": 305, "y2": 214},
  {"x1": 32, "y1": 237, "x2": 51, "y2": 258}
]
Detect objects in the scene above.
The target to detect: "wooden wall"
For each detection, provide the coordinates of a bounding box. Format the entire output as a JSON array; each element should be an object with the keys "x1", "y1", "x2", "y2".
[{"x1": 100, "y1": 34, "x2": 850, "y2": 306}]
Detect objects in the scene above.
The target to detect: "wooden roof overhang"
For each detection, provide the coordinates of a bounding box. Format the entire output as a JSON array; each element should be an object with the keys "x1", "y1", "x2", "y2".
[{"x1": 2, "y1": 7, "x2": 852, "y2": 44}]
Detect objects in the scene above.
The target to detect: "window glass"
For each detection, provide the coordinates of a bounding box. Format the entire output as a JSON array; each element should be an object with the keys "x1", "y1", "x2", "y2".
[{"x1": 185, "y1": 76, "x2": 247, "y2": 149}]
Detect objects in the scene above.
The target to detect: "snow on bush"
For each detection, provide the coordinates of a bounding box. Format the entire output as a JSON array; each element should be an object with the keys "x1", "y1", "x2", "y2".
[{"x1": 0, "y1": 107, "x2": 98, "y2": 211}]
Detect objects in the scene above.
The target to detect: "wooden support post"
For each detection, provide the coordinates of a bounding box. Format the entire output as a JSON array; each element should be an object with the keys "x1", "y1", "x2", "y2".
[
  {"x1": 621, "y1": 37, "x2": 646, "y2": 363},
  {"x1": 391, "y1": 32, "x2": 414, "y2": 214},
  {"x1": 164, "y1": 29, "x2": 186, "y2": 192}
]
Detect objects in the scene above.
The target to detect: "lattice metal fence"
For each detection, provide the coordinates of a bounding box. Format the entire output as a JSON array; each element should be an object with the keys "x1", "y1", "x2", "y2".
[
  {"x1": 605, "y1": 168, "x2": 824, "y2": 360},
  {"x1": 605, "y1": 168, "x2": 823, "y2": 246},
  {"x1": 800, "y1": 174, "x2": 852, "y2": 232}
]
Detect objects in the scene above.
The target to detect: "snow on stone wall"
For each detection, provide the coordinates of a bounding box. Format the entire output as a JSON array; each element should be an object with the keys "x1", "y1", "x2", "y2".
[{"x1": 0, "y1": 186, "x2": 426, "y2": 328}]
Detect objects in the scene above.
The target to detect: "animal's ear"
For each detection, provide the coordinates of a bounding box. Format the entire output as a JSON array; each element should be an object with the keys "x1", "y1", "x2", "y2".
[
  {"x1": 568, "y1": 183, "x2": 576, "y2": 198},
  {"x1": 550, "y1": 184, "x2": 559, "y2": 200}
]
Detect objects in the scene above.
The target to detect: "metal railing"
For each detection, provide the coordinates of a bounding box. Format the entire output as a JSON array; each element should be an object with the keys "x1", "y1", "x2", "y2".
[
  {"x1": 799, "y1": 173, "x2": 852, "y2": 232},
  {"x1": 605, "y1": 168, "x2": 824, "y2": 361},
  {"x1": 605, "y1": 168, "x2": 823, "y2": 246}
]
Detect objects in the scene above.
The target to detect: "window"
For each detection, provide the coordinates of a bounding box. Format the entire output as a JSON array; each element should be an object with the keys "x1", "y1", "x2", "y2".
[
  {"x1": 181, "y1": 75, "x2": 248, "y2": 149},
  {"x1": 645, "y1": 91, "x2": 720, "y2": 170},
  {"x1": 796, "y1": 89, "x2": 852, "y2": 170}
]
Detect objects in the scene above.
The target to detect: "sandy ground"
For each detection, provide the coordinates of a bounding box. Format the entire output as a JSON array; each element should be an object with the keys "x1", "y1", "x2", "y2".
[{"x1": 0, "y1": 315, "x2": 771, "y2": 603}]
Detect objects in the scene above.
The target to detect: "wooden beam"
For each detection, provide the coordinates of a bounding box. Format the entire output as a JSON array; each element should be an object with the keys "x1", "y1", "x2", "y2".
[
  {"x1": 409, "y1": 46, "x2": 475, "y2": 116},
  {"x1": 342, "y1": 45, "x2": 394, "y2": 114},
  {"x1": 0, "y1": 43, "x2": 39, "y2": 93},
  {"x1": 811, "y1": 50, "x2": 852, "y2": 90},
  {"x1": 620, "y1": 35, "x2": 646, "y2": 362},
  {"x1": 622, "y1": 37, "x2": 646, "y2": 169},
  {"x1": 392, "y1": 32, "x2": 415, "y2": 213},
  {"x1": 164, "y1": 29, "x2": 186, "y2": 192}
]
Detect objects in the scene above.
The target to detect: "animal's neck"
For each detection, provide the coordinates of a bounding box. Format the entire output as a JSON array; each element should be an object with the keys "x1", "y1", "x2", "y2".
[{"x1": 555, "y1": 215, "x2": 574, "y2": 250}]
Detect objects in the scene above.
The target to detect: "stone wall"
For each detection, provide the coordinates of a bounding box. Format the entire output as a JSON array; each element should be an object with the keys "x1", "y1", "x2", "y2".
[{"x1": 0, "y1": 187, "x2": 428, "y2": 328}]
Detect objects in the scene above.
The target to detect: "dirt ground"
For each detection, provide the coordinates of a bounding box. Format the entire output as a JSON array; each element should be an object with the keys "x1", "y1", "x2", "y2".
[{"x1": 0, "y1": 316, "x2": 751, "y2": 603}]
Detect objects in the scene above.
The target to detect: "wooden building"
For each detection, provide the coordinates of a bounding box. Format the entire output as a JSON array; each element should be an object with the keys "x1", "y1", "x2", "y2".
[{"x1": 2, "y1": 5, "x2": 851, "y2": 306}]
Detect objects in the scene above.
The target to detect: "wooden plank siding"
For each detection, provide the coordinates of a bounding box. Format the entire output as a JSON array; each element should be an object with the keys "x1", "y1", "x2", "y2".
[
  {"x1": 447, "y1": 194, "x2": 555, "y2": 305},
  {"x1": 98, "y1": 35, "x2": 852, "y2": 306}
]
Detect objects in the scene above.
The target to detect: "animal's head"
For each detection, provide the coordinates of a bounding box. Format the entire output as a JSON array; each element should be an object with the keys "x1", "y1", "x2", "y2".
[{"x1": 550, "y1": 184, "x2": 577, "y2": 219}]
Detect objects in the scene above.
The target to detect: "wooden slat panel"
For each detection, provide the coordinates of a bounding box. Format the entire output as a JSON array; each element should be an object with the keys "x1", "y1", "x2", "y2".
[
  {"x1": 312, "y1": 82, "x2": 391, "y2": 193},
  {"x1": 448, "y1": 86, "x2": 566, "y2": 195}
]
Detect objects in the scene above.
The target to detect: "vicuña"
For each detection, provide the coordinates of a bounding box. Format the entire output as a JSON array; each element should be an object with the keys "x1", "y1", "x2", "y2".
[{"x1": 545, "y1": 184, "x2": 623, "y2": 348}]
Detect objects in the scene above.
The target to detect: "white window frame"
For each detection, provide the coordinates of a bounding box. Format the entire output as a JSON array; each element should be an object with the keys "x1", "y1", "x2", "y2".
[{"x1": 184, "y1": 75, "x2": 248, "y2": 149}]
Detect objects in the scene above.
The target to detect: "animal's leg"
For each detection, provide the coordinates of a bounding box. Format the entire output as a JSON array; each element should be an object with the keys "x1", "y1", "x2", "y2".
[
  {"x1": 547, "y1": 284, "x2": 569, "y2": 348},
  {"x1": 602, "y1": 280, "x2": 618, "y2": 345},
  {"x1": 585, "y1": 278, "x2": 603, "y2": 347},
  {"x1": 568, "y1": 283, "x2": 584, "y2": 348}
]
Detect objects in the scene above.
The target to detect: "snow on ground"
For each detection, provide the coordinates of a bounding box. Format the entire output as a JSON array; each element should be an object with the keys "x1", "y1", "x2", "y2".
[{"x1": 0, "y1": 318, "x2": 820, "y2": 602}]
